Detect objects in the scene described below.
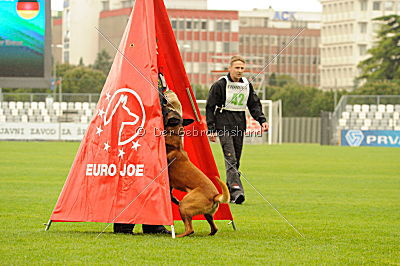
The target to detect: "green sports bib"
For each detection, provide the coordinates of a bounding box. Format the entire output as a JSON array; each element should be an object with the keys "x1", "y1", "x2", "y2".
[{"x1": 220, "y1": 76, "x2": 250, "y2": 112}]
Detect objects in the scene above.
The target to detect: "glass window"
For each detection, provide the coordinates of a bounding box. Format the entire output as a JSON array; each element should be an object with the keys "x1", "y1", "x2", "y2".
[
  {"x1": 373, "y1": 1, "x2": 381, "y2": 10},
  {"x1": 63, "y1": 51, "x2": 69, "y2": 63},
  {"x1": 216, "y1": 21, "x2": 223, "y2": 31},
  {"x1": 223, "y1": 21, "x2": 230, "y2": 31},
  {"x1": 179, "y1": 20, "x2": 185, "y2": 30},
  {"x1": 384, "y1": 1, "x2": 394, "y2": 10},
  {"x1": 193, "y1": 21, "x2": 200, "y2": 30},
  {"x1": 231, "y1": 43, "x2": 239, "y2": 53},
  {"x1": 360, "y1": 0, "x2": 368, "y2": 10},
  {"x1": 359, "y1": 22, "x2": 367, "y2": 34},
  {"x1": 171, "y1": 20, "x2": 177, "y2": 30},
  {"x1": 201, "y1": 21, "x2": 207, "y2": 30},
  {"x1": 186, "y1": 21, "x2": 192, "y2": 30},
  {"x1": 101, "y1": 1, "x2": 110, "y2": 10},
  {"x1": 358, "y1": 44, "x2": 367, "y2": 55},
  {"x1": 223, "y1": 42, "x2": 230, "y2": 52}
]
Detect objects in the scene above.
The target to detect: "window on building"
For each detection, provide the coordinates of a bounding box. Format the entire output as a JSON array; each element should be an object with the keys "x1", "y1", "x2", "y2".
[
  {"x1": 121, "y1": 0, "x2": 132, "y2": 8},
  {"x1": 264, "y1": 18, "x2": 269, "y2": 27},
  {"x1": 193, "y1": 21, "x2": 200, "y2": 30},
  {"x1": 201, "y1": 21, "x2": 207, "y2": 30},
  {"x1": 223, "y1": 21, "x2": 230, "y2": 31},
  {"x1": 358, "y1": 44, "x2": 367, "y2": 55},
  {"x1": 200, "y1": 41, "x2": 207, "y2": 51},
  {"x1": 101, "y1": 0, "x2": 110, "y2": 10},
  {"x1": 223, "y1": 43, "x2": 230, "y2": 52},
  {"x1": 186, "y1": 21, "x2": 192, "y2": 30},
  {"x1": 359, "y1": 22, "x2": 367, "y2": 34},
  {"x1": 63, "y1": 51, "x2": 69, "y2": 63},
  {"x1": 208, "y1": 42, "x2": 215, "y2": 52},
  {"x1": 178, "y1": 20, "x2": 185, "y2": 30},
  {"x1": 216, "y1": 21, "x2": 223, "y2": 31},
  {"x1": 373, "y1": 1, "x2": 381, "y2": 10},
  {"x1": 171, "y1": 20, "x2": 177, "y2": 30},
  {"x1": 384, "y1": 1, "x2": 394, "y2": 10},
  {"x1": 360, "y1": 0, "x2": 368, "y2": 10},
  {"x1": 231, "y1": 43, "x2": 239, "y2": 53}
]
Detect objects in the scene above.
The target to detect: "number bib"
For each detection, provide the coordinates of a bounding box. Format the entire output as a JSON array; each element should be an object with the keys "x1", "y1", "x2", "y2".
[{"x1": 221, "y1": 76, "x2": 250, "y2": 112}]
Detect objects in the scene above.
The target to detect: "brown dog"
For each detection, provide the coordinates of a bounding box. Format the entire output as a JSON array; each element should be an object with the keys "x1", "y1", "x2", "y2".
[{"x1": 164, "y1": 109, "x2": 230, "y2": 237}]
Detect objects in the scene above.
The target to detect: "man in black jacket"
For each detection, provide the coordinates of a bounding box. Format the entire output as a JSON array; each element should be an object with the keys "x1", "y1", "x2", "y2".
[{"x1": 206, "y1": 56, "x2": 269, "y2": 204}]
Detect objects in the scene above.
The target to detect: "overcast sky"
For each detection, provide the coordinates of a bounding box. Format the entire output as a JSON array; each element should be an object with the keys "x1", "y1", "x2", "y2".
[{"x1": 51, "y1": 0, "x2": 322, "y2": 12}]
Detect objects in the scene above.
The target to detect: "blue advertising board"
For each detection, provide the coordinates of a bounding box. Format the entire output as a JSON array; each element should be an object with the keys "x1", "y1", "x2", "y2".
[
  {"x1": 341, "y1": 130, "x2": 400, "y2": 147},
  {"x1": 0, "y1": 0, "x2": 51, "y2": 88}
]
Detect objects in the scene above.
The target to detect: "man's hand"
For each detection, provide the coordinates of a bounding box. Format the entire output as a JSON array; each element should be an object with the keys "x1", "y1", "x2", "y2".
[
  {"x1": 261, "y1": 122, "x2": 269, "y2": 132},
  {"x1": 208, "y1": 132, "x2": 217, "y2": 142}
]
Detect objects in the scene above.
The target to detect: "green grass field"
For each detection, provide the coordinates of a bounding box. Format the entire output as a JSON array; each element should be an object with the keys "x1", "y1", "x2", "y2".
[{"x1": 0, "y1": 141, "x2": 399, "y2": 264}]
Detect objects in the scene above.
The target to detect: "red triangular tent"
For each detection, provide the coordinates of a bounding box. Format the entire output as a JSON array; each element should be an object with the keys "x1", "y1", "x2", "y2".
[{"x1": 49, "y1": 0, "x2": 232, "y2": 228}]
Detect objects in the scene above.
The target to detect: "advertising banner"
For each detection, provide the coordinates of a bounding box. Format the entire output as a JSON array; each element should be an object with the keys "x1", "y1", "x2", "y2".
[
  {"x1": 0, "y1": 122, "x2": 88, "y2": 140},
  {"x1": 341, "y1": 130, "x2": 400, "y2": 148}
]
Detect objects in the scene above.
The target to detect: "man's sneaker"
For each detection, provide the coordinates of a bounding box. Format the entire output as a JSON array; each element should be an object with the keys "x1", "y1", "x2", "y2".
[{"x1": 231, "y1": 193, "x2": 245, "y2": 204}]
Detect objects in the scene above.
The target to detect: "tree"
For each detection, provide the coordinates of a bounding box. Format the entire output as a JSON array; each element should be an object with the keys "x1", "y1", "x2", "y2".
[
  {"x1": 358, "y1": 15, "x2": 400, "y2": 82},
  {"x1": 93, "y1": 49, "x2": 113, "y2": 76},
  {"x1": 62, "y1": 67, "x2": 106, "y2": 93}
]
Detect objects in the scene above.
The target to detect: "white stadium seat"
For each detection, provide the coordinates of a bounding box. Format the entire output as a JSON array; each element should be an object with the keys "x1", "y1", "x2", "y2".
[
  {"x1": 361, "y1": 104, "x2": 369, "y2": 112},
  {"x1": 353, "y1": 104, "x2": 361, "y2": 112},
  {"x1": 378, "y1": 104, "x2": 386, "y2": 112},
  {"x1": 75, "y1": 102, "x2": 82, "y2": 110},
  {"x1": 60, "y1": 102, "x2": 67, "y2": 110},
  {"x1": 375, "y1": 112, "x2": 383, "y2": 119},
  {"x1": 386, "y1": 104, "x2": 394, "y2": 113},
  {"x1": 38, "y1": 102, "x2": 46, "y2": 109},
  {"x1": 342, "y1": 112, "x2": 350, "y2": 119},
  {"x1": 21, "y1": 115, "x2": 28, "y2": 123},
  {"x1": 82, "y1": 102, "x2": 90, "y2": 110},
  {"x1": 31, "y1": 102, "x2": 38, "y2": 109},
  {"x1": 16, "y1": 102, "x2": 23, "y2": 109}
]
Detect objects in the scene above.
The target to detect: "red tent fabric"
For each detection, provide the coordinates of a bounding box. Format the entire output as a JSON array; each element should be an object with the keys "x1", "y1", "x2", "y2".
[
  {"x1": 154, "y1": 0, "x2": 232, "y2": 221},
  {"x1": 50, "y1": 0, "x2": 233, "y2": 225},
  {"x1": 51, "y1": 0, "x2": 172, "y2": 225}
]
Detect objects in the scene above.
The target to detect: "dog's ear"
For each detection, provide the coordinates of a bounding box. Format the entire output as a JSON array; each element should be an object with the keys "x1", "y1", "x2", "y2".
[{"x1": 182, "y1": 119, "x2": 194, "y2": 127}]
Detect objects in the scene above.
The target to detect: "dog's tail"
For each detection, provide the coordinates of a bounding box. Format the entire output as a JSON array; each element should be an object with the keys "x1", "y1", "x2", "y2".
[{"x1": 213, "y1": 177, "x2": 230, "y2": 204}]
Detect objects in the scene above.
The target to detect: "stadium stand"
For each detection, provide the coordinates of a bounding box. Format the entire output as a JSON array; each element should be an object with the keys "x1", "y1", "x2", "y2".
[
  {"x1": 337, "y1": 103, "x2": 400, "y2": 131},
  {"x1": 0, "y1": 101, "x2": 97, "y2": 124}
]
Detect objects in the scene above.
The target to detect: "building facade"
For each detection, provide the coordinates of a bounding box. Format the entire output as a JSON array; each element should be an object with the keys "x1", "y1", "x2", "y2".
[
  {"x1": 239, "y1": 9, "x2": 321, "y2": 87},
  {"x1": 320, "y1": 0, "x2": 400, "y2": 90},
  {"x1": 99, "y1": 8, "x2": 240, "y2": 86},
  {"x1": 61, "y1": 0, "x2": 207, "y2": 65},
  {"x1": 56, "y1": 2, "x2": 323, "y2": 87}
]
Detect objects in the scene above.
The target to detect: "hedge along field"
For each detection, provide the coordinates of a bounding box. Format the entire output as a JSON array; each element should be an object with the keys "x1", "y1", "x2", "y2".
[{"x1": 0, "y1": 141, "x2": 399, "y2": 264}]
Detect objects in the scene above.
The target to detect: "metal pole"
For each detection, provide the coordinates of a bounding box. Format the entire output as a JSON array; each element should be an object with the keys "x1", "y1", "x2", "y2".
[
  {"x1": 171, "y1": 224, "x2": 176, "y2": 239},
  {"x1": 59, "y1": 77, "x2": 62, "y2": 103},
  {"x1": 186, "y1": 87, "x2": 201, "y2": 122},
  {"x1": 228, "y1": 220, "x2": 237, "y2": 231},
  {"x1": 44, "y1": 220, "x2": 52, "y2": 231}
]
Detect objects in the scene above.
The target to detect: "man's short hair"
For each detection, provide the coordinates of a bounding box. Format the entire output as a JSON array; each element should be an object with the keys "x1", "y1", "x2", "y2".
[{"x1": 230, "y1": 55, "x2": 246, "y2": 65}]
